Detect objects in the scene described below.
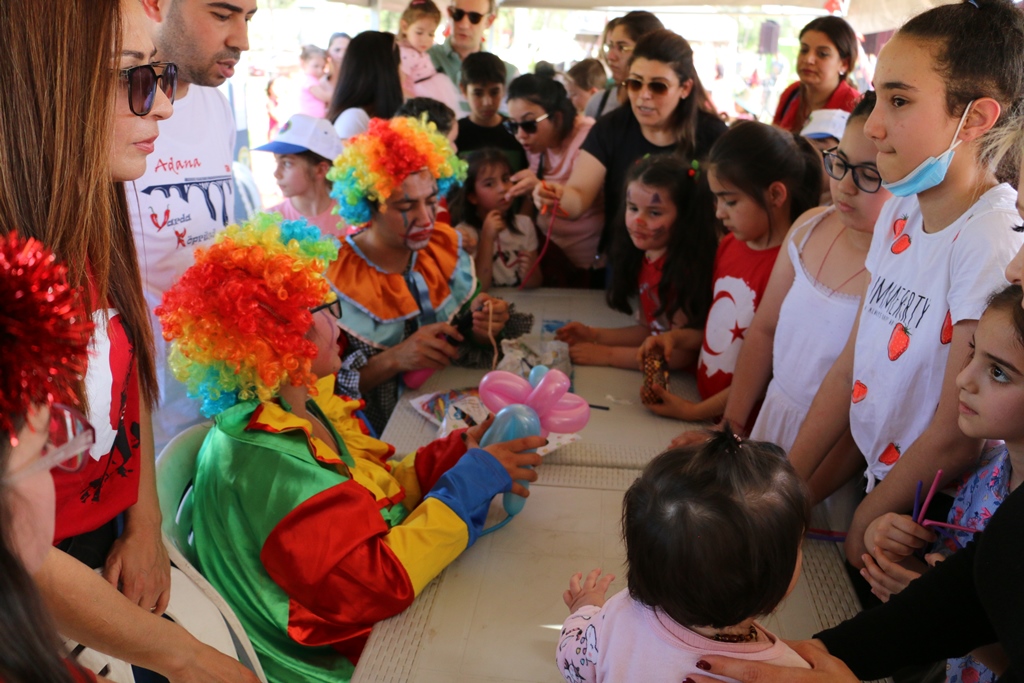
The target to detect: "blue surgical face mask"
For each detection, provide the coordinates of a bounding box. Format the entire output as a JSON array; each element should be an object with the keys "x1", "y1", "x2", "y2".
[{"x1": 881, "y1": 101, "x2": 975, "y2": 197}]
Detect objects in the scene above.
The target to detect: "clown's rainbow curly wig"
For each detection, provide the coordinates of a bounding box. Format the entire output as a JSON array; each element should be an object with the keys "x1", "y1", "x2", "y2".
[
  {"x1": 328, "y1": 115, "x2": 467, "y2": 227},
  {"x1": 156, "y1": 214, "x2": 340, "y2": 417}
]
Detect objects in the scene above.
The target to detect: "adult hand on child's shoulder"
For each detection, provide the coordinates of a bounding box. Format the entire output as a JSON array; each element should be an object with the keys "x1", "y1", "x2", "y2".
[
  {"x1": 563, "y1": 568, "x2": 615, "y2": 613},
  {"x1": 688, "y1": 639, "x2": 858, "y2": 683}
]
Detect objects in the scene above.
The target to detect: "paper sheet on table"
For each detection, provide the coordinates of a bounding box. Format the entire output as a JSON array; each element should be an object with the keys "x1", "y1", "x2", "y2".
[{"x1": 408, "y1": 388, "x2": 580, "y2": 456}]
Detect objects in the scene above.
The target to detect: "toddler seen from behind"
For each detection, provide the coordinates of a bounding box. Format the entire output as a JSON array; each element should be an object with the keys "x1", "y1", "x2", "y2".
[{"x1": 558, "y1": 429, "x2": 810, "y2": 682}]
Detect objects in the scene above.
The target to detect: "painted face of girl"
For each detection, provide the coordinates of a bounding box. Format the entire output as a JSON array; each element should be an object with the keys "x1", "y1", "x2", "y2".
[
  {"x1": 624, "y1": 181, "x2": 676, "y2": 256},
  {"x1": 956, "y1": 305, "x2": 1024, "y2": 443},
  {"x1": 708, "y1": 168, "x2": 772, "y2": 246},
  {"x1": 469, "y1": 162, "x2": 513, "y2": 214},
  {"x1": 829, "y1": 118, "x2": 892, "y2": 233}
]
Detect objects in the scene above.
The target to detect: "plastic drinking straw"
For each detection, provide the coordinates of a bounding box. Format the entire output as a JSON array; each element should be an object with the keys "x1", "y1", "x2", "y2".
[
  {"x1": 912, "y1": 480, "x2": 923, "y2": 523},
  {"x1": 916, "y1": 469, "x2": 943, "y2": 525},
  {"x1": 922, "y1": 519, "x2": 979, "y2": 534}
]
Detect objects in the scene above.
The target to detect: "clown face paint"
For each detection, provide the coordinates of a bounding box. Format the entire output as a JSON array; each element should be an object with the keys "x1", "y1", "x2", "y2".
[
  {"x1": 624, "y1": 181, "x2": 676, "y2": 258},
  {"x1": 376, "y1": 169, "x2": 440, "y2": 252}
]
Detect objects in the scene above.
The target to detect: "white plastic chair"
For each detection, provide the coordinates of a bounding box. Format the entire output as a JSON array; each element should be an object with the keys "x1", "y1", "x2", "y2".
[{"x1": 155, "y1": 422, "x2": 269, "y2": 682}]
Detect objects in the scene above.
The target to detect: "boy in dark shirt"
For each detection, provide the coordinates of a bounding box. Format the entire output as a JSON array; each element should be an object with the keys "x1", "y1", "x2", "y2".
[{"x1": 455, "y1": 52, "x2": 527, "y2": 172}]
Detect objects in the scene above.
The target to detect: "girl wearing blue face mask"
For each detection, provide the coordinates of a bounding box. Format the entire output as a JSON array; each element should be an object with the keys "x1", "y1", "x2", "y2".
[{"x1": 787, "y1": 0, "x2": 1024, "y2": 571}]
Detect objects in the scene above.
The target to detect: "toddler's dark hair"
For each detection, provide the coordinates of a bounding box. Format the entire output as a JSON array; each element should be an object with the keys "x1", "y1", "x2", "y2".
[
  {"x1": 985, "y1": 284, "x2": 1024, "y2": 349},
  {"x1": 849, "y1": 89, "x2": 875, "y2": 121},
  {"x1": 623, "y1": 428, "x2": 809, "y2": 628},
  {"x1": 396, "y1": 97, "x2": 456, "y2": 135},
  {"x1": 448, "y1": 148, "x2": 522, "y2": 234},
  {"x1": 461, "y1": 51, "x2": 506, "y2": 88}
]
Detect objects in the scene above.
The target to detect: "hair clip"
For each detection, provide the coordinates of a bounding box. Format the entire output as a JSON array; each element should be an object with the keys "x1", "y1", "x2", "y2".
[
  {"x1": 733, "y1": 432, "x2": 742, "y2": 444},
  {"x1": 965, "y1": 0, "x2": 979, "y2": 7},
  {"x1": 688, "y1": 159, "x2": 700, "y2": 179}
]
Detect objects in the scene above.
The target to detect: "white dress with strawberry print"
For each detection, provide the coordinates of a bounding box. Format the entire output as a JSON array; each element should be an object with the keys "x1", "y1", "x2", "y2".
[{"x1": 850, "y1": 186, "x2": 1022, "y2": 490}]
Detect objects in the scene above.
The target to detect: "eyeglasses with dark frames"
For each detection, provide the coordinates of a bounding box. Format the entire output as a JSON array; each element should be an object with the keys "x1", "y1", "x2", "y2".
[
  {"x1": 823, "y1": 148, "x2": 883, "y2": 193},
  {"x1": 311, "y1": 299, "x2": 343, "y2": 320}
]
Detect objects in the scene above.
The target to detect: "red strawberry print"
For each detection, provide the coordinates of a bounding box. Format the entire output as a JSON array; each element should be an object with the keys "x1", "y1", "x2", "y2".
[
  {"x1": 852, "y1": 380, "x2": 868, "y2": 403},
  {"x1": 893, "y1": 215, "x2": 908, "y2": 238},
  {"x1": 888, "y1": 323, "x2": 911, "y2": 361},
  {"x1": 879, "y1": 442, "x2": 901, "y2": 465},
  {"x1": 891, "y1": 234, "x2": 911, "y2": 254},
  {"x1": 940, "y1": 310, "x2": 953, "y2": 345}
]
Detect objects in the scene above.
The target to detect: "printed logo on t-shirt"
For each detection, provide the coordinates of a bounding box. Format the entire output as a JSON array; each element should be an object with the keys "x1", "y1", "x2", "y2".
[
  {"x1": 863, "y1": 275, "x2": 932, "y2": 360},
  {"x1": 139, "y1": 173, "x2": 234, "y2": 248},
  {"x1": 700, "y1": 275, "x2": 756, "y2": 378}
]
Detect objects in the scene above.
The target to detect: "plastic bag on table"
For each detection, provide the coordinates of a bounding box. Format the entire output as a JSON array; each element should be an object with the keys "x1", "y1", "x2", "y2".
[{"x1": 495, "y1": 338, "x2": 572, "y2": 380}]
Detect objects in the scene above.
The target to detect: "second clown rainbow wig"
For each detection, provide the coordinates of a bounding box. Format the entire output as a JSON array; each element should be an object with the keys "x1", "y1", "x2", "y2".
[
  {"x1": 328, "y1": 116, "x2": 467, "y2": 227},
  {"x1": 156, "y1": 214, "x2": 340, "y2": 417}
]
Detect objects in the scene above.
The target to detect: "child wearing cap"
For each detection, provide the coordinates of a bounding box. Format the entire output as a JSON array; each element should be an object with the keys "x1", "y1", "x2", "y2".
[
  {"x1": 800, "y1": 108, "x2": 850, "y2": 206},
  {"x1": 256, "y1": 114, "x2": 346, "y2": 238}
]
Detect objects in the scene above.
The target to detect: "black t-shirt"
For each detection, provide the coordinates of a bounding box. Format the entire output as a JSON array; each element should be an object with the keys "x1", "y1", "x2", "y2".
[
  {"x1": 455, "y1": 117, "x2": 528, "y2": 173},
  {"x1": 581, "y1": 105, "x2": 727, "y2": 251},
  {"x1": 817, "y1": 481, "x2": 1024, "y2": 681}
]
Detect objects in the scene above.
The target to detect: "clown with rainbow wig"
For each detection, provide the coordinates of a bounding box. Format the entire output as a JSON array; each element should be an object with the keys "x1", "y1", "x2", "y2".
[
  {"x1": 327, "y1": 115, "x2": 532, "y2": 434},
  {"x1": 157, "y1": 213, "x2": 542, "y2": 683}
]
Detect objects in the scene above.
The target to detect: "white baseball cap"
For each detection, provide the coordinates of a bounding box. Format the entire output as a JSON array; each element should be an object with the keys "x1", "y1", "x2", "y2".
[
  {"x1": 255, "y1": 114, "x2": 344, "y2": 161},
  {"x1": 801, "y1": 109, "x2": 850, "y2": 142}
]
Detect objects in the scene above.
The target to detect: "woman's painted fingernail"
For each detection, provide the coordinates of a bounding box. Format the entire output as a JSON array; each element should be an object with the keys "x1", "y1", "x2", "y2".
[{"x1": 696, "y1": 660, "x2": 711, "y2": 671}]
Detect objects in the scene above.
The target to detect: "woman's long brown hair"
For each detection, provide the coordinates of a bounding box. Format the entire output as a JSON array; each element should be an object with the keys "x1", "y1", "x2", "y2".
[{"x1": 0, "y1": 0, "x2": 157, "y2": 407}]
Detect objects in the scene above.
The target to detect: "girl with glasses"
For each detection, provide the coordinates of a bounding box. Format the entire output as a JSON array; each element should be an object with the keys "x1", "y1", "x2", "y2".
[
  {"x1": 535, "y1": 30, "x2": 726, "y2": 277},
  {"x1": 772, "y1": 16, "x2": 860, "y2": 133},
  {"x1": 787, "y1": 0, "x2": 1024, "y2": 573}
]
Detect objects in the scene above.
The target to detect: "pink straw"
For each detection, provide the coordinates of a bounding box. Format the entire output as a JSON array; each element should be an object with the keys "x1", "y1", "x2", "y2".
[
  {"x1": 922, "y1": 520, "x2": 979, "y2": 535},
  {"x1": 915, "y1": 469, "x2": 943, "y2": 525}
]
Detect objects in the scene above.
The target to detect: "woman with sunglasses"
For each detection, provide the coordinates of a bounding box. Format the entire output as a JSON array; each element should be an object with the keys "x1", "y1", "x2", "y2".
[
  {"x1": 328, "y1": 31, "x2": 404, "y2": 141},
  {"x1": 157, "y1": 214, "x2": 542, "y2": 683},
  {"x1": 0, "y1": 1, "x2": 259, "y2": 681},
  {"x1": 772, "y1": 16, "x2": 860, "y2": 133},
  {"x1": 535, "y1": 29, "x2": 726, "y2": 276},
  {"x1": 505, "y1": 74, "x2": 606, "y2": 287},
  {"x1": 584, "y1": 11, "x2": 663, "y2": 120}
]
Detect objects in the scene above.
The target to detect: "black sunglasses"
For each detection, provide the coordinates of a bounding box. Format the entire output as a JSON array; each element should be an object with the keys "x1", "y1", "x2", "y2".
[
  {"x1": 623, "y1": 78, "x2": 670, "y2": 96},
  {"x1": 823, "y1": 149, "x2": 883, "y2": 194},
  {"x1": 503, "y1": 113, "x2": 549, "y2": 135},
  {"x1": 120, "y1": 62, "x2": 177, "y2": 116},
  {"x1": 448, "y1": 6, "x2": 486, "y2": 24},
  {"x1": 311, "y1": 299, "x2": 343, "y2": 320}
]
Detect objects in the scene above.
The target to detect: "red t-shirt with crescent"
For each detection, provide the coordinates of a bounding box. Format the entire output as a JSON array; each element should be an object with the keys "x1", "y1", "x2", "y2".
[{"x1": 696, "y1": 234, "x2": 780, "y2": 400}]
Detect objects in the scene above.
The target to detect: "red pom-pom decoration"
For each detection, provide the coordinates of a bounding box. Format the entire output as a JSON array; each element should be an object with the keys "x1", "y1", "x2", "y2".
[{"x1": 0, "y1": 232, "x2": 94, "y2": 438}]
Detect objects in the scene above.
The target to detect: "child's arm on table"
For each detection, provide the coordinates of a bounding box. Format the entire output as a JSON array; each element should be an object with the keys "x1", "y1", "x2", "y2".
[
  {"x1": 844, "y1": 320, "x2": 984, "y2": 567},
  {"x1": 558, "y1": 323, "x2": 652, "y2": 369},
  {"x1": 644, "y1": 385, "x2": 729, "y2": 423}
]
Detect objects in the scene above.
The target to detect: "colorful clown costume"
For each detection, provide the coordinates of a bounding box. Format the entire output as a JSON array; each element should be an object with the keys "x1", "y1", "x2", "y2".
[{"x1": 189, "y1": 376, "x2": 512, "y2": 683}]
